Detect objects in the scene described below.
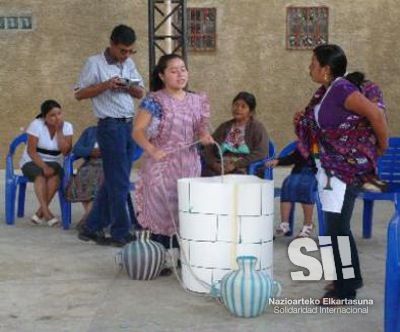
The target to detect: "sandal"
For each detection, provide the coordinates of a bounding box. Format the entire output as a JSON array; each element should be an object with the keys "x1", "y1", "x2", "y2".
[
  {"x1": 275, "y1": 222, "x2": 290, "y2": 236},
  {"x1": 297, "y1": 224, "x2": 315, "y2": 238},
  {"x1": 30, "y1": 214, "x2": 44, "y2": 225},
  {"x1": 362, "y1": 182, "x2": 382, "y2": 192},
  {"x1": 47, "y1": 217, "x2": 60, "y2": 227}
]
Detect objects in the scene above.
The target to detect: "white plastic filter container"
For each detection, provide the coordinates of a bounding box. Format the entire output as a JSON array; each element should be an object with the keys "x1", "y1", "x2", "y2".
[{"x1": 178, "y1": 174, "x2": 274, "y2": 293}]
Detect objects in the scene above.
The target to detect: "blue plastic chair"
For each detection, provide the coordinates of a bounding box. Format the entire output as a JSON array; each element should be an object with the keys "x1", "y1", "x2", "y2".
[
  {"x1": 62, "y1": 153, "x2": 81, "y2": 229},
  {"x1": 385, "y1": 193, "x2": 400, "y2": 332},
  {"x1": 247, "y1": 140, "x2": 276, "y2": 179},
  {"x1": 128, "y1": 144, "x2": 143, "y2": 192},
  {"x1": 5, "y1": 133, "x2": 69, "y2": 228},
  {"x1": 358, "y1": 137, "x2": 400, "y2": 239},
  {"x1": 272, "y1": 141, "x2": 325, "y2": 236}
]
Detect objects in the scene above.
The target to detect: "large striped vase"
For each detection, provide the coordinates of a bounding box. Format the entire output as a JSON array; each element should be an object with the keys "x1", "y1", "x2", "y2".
[
  {"x1": 120, "y1": 231, "x2": 166, "y2": 280},
  {"x1": 220, "y1": 256, "x2": 281, "y2": 318}
]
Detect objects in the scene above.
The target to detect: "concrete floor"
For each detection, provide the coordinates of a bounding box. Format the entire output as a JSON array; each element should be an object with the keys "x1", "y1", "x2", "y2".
[{"x1": 0, "y1": 169, "x2": 394, "y2": 332}]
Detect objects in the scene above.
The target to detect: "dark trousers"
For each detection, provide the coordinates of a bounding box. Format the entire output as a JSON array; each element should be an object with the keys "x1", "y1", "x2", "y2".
[
  {"x1": 85, "y1": 118, "x2": 135, "y2": 241},
  {"x1": 150, "y1": 234, "x2": 179, "y2": 249},
  {"x1": 324, "y1": 185, "x2": 363, "y2": 298}
]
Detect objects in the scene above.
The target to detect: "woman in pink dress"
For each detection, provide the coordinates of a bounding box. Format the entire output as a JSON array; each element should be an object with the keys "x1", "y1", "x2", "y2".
[{"x1": 133, "y1": 54, "x2": 214, "y2": 267}]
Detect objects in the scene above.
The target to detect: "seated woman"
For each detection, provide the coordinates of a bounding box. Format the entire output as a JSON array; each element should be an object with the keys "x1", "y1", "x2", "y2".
[
  {"x1": 19, "y1": 100, "x2": 73, "y2": 226},
  {"x1": 65, "y1": 126, "x2": 103, "y2": 229},
  {"x1": 203, "y1": 92, "x2": 269, "y2": 176}
]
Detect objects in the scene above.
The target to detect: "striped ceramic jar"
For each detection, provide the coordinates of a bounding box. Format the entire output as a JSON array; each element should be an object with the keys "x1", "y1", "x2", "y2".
[
  {"x1": 121, "y1": 231, "x2": 166, "y2": 280},
  {"x1": 220, "y1": 256, "x2": 281, "y2": 318}
]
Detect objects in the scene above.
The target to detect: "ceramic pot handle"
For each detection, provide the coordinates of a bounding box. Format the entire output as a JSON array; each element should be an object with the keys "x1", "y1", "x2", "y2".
[
  {"x1": 272, "y1": 280, "x2": 282, "y2": 297},
  {"x1": 210, "y1": 280, "x2": 222, "y2": 300},
  {"x1": 115, "y1": 251, "x2": 124, "y2": 270}
]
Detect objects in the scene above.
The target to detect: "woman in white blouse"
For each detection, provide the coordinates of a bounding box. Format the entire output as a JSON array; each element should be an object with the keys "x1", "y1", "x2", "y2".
[{"x1": 20, "y1": 100, "x2": 73, "y2": 226}]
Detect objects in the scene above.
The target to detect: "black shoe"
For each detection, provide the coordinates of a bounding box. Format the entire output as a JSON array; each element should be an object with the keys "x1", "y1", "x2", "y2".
[
  {"x1": 109, "y1": 233, "x2": 135, "y2": 247},
  {"x1": 324, "y1": 280, "x2": 363, "y2": 292},
  {"x1": 159, "y1": 268, "x2": 173, "y2": 277},
  {"x1": 353, "y1": 280, "x2": 364, "y2": 290},
  {"x1": 78, "y1": 227, "x2": 110, "y2": 245}
]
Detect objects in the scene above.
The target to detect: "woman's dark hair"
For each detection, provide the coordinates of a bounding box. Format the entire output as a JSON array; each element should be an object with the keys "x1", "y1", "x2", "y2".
[
  {"x1": 36, "y1": 99, "x2": 61, "y2": 119},
  {"x1": 110, "y1": 24, "x2": 136, "y2": 45},
  {"x1": 232, "y1": 92, "x2": 257, "y2": 112},
  {"x1": 345, "y1": 71, "x2": 366, "y2": 90},
  {"x1": 150, "y1": 54, "x2": 186, "y2": 91},
  {"x1": 313, "y1": 44, "x2": 347, "y2": 78}
]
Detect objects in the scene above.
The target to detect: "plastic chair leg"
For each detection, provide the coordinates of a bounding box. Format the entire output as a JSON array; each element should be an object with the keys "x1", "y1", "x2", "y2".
[
  {"x1": 362, "y1": 199, "x2": 374, "y2": 239},
  {"x1": 384, "y1": 276, "x2": 400, "y2": 331},
  {"x1": 17, "y1": 183, "x2": 27, "y2": 218},
  {"x1": 316, "y1": 196, "x2": 325, "y2": 236},
  {"x1": 286, "y1": 204, "x2": 296, "y2": 237},
  {"x1": 58, "y1": 189, "x2": 71, "y2": 230},
  {"x1": 384, "y1": 216, "x2": 400, "y2": 332},
  {"x1": 5, "y1": 179, "x2": 17, "y2": 225}
]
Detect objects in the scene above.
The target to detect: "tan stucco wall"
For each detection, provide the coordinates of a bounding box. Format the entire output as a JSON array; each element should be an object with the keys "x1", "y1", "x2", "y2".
[
  {"x1": 1, "y1": 0, "x2": 399, "y2": 166},
  {"x1": 187, "y1": 0, "x2": 400, "y2": 149}
]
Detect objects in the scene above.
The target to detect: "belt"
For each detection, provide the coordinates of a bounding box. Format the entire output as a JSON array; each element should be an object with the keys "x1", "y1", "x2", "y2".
[
  {"x1": 99, "y1": 117, "x2": 133, "y2": 123},
  {"x1": 37, "y1": 147, "x2": 61, "y2": 156}
]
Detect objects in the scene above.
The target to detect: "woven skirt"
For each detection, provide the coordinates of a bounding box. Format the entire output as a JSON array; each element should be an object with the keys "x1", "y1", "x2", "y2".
[{"x1": 65, "y1": 158, "x2": 103, "y2": 202}]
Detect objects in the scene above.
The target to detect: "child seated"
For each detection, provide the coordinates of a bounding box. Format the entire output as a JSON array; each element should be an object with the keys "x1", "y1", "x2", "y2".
[{"x1": 266, "y1": 148, "x2": 317, "y2": 238}]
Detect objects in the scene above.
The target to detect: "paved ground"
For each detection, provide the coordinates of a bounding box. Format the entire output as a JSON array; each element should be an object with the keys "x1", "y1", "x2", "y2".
[{"x1": 0, "y1": 169, "x2": 393, "y2": 332}]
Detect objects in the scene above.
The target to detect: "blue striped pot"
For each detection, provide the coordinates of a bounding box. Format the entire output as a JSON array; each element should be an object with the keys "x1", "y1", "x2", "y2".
[
  {"x1": 118, "y1": 231, "x2": 166, "y2": 280},
  {"x1": 217, "y1": 256, "x2": 281, "y2": 318}
]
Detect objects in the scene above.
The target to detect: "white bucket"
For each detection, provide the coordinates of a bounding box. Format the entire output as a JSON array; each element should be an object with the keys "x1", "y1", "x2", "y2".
[{"x1": 178, "y1": 174, "x2": 274, "y2": 293}]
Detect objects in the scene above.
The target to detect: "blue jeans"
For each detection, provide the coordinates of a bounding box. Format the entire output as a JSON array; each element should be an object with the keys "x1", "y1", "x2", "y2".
[
  {"x1": 85, "y1": 118, "x2": 135, "y2": 241},
  {"x1": 324, "y1": 185, "x2": 363, "y2": 298}
]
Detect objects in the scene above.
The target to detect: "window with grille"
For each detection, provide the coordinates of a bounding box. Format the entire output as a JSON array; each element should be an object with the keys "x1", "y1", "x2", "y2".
[
  {"x1": 286, "y1": 6, "x2": 328, "y2": 50},
  {"x1": 0, "y1": 15, "x2": 32, "y2": 30},
  {"x1": 176, "y1": 7, "x2": 216, "y2": 51}
]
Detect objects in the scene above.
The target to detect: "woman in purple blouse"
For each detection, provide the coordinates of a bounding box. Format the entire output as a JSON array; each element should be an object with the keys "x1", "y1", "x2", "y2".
[{"x1": 295, "y1": 44, "x2": 388, "y2": 303}]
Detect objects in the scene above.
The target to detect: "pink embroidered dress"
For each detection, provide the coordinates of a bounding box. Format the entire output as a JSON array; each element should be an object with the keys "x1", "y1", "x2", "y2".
[{"x1": 134, "y1": 90, "x2": 210, "y2": 236}]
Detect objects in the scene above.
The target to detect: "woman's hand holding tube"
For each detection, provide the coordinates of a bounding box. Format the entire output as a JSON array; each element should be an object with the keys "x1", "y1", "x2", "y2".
[{"x1": 199, "y1": 133, "x2": 215, "y2": 145}]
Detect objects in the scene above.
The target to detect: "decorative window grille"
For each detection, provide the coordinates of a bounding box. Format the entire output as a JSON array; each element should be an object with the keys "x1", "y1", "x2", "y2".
[
  {"x1": 0, "y1": 15, "x2": 32, "y2": 30},
  {"x1": 176, "y1": 8, "x2": 216, "y2": 51},
  {"x1": 286, "y1": 6, "x2": 328, "y2": 50}
]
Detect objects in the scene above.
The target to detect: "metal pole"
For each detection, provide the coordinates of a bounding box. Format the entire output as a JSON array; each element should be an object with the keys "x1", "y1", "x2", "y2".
[
  {"x1": 148, "y1": 0, "x2": 187, "y2": 83},
  {"x1": 148, "y1": 0, "x2": 156, "y2": 84},
  {"x1": 165, "y1": 0, "x2": 172, "y2": 54},
  {"x1": 181, "y1": 0, "x2": 187, "y2": 67}
]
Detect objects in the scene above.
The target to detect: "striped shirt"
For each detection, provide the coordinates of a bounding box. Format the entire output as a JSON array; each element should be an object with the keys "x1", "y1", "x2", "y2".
[{"x1": 76, "y1": 49, "x2": 144, "y2": 119}]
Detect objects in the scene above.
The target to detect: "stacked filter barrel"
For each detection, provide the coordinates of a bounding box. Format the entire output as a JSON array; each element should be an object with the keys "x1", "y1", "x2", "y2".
[{"x1": 178, "y1": 175, "x2": 274, "y2": 293}]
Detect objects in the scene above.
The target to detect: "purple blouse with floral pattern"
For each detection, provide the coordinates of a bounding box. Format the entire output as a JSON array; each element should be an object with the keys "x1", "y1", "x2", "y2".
[{"x1": 296, "y1": 78, "x2": 382, "y2": 185}]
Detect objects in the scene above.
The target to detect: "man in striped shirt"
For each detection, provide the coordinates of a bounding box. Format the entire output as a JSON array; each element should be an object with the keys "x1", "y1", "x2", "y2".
[{"x1": 75, "y1": 24, "x2": 145, "y2": 247}]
